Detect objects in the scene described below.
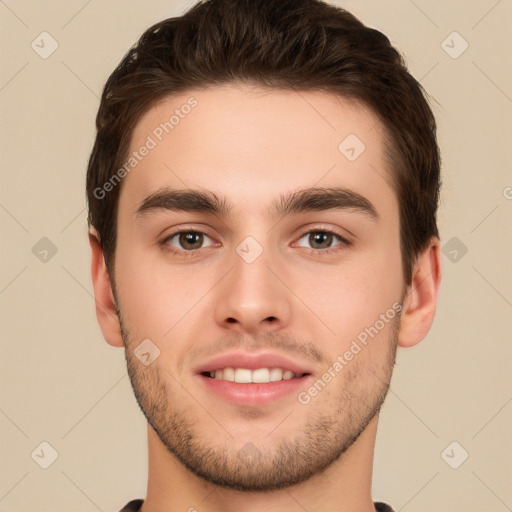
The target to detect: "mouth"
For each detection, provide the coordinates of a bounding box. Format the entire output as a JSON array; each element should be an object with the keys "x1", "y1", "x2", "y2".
[
  {"x1": 201, "y1": 367, "x2": 310, "y2": 383},
  {"x1": 194, "y1": 352, "x2": 314, "y2": 406}
]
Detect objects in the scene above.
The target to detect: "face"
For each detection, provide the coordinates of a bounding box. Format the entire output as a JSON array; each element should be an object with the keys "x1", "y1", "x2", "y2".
[{"x1": 113, "y1": 84, "x2": 406, "y2": 491}]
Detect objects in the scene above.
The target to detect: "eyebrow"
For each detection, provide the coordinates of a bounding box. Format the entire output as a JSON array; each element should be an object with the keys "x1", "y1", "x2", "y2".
[{"x1": 135, "y1": 186, "x2": 380, "y2": 221}]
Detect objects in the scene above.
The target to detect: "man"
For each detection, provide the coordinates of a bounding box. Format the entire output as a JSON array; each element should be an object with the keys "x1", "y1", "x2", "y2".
[{"x1": 86, "y1": 0, "x2": 442, "y2": 510}]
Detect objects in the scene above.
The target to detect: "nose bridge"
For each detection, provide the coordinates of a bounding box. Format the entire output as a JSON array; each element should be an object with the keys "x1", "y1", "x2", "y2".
[{"x1": 213, "y1": 236, "x2": 291, "y2": 332}]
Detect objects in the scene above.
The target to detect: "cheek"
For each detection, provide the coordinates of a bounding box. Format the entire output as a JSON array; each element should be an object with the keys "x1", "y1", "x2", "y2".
[
  {"x1": 114, "y1": 243, "x2": 215, "y2": 341},
  {"x1": 288, "y1": 243, "x2": 403, "y2": 348},
  {"x1": 114, "y1": 243, "x2": 170, "y2": 336}
]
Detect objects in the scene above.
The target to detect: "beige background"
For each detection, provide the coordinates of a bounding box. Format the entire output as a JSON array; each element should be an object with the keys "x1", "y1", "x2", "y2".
[{"x1": 1, "y1": 0, "x2": 511, "y2": 511}]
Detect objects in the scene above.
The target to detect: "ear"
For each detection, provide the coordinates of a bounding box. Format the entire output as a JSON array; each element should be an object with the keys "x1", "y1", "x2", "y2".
[
  {"x1": 398, "y1": 236, "x2": 442, "y2": 348},
  {"x1": 89, "y1": 229, "x2": 124, "y2": 348}
]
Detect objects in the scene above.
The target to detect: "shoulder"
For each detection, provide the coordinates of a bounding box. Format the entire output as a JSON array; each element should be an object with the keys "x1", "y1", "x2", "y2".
[
  {"x1": 374, "y1": 502, "x2": 396, "y2": 512},
  {"x1": 118, "y1": 499, "x2": 144, "y2": 512}
]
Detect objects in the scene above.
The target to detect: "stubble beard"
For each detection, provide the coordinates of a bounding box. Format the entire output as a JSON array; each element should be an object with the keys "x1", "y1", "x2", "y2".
[{"x1": 120, "y1": 312, "x2": 400, "y2": 492}]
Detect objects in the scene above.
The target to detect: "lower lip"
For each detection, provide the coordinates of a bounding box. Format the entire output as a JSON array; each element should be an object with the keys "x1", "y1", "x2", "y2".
[{"x1": 197, "y1": 374, "x2": 311, "y2": 406}]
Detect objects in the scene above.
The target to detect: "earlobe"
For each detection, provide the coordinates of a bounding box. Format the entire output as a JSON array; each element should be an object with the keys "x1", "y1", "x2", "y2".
[
  {"x1": 397, "y1": 237, "x2": 442, "y2": 348},
  {"x1": 89, "y1": 230, "x2": 124, "y2": 348}
]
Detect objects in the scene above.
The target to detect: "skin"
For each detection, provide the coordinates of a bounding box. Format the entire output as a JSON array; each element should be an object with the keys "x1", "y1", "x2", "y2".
[{"x1": 89, "y1": 84, "x2": 442, "y2": 512}]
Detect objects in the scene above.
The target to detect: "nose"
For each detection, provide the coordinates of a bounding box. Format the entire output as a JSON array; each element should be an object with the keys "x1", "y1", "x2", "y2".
[{"x1": 213, "y1": 244, "x2": 292, "y2": 335}]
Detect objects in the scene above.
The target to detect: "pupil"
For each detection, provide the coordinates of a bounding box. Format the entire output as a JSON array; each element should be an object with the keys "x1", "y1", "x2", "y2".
[
  {"x1": 310, "y1": 232, "x2": 331, "y2": 249},
  {"x1": 180, "y1": 232, "x2": 203, "y2": 249}
]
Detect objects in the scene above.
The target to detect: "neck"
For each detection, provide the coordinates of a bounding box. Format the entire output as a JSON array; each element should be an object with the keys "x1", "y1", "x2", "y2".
[{"x1": 141, "y1": 415, "x2": 380, "y2": 512}]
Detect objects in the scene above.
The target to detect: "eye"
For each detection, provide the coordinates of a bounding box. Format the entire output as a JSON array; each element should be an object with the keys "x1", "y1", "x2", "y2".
[
  {"x1": 163, "y1": 230, "x2": 215, "y2": 252},
  {"x1": 295, "y1": 229, "x2": 350, "y2": 252}
]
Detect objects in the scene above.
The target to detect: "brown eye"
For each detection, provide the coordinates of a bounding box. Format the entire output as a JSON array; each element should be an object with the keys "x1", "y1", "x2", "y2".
[
  {"x1": 308, "y1": 232, "x2": 334, "y2": 249},
  {"x1": 165, "y1": 231, "x2": 214, "y2": 251},
  {"x1": 179, "y1": 232, "x2": 204, "y2": 250},
  {"x1": 296, "y1": 230, "x2": 343, "y2": 251}
]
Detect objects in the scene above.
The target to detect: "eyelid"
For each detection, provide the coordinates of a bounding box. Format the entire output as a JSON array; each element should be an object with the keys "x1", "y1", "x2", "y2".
[
  {"x1": 162, "y1": 226, "x2": 216, "y2": 244},
  {"x1": 292, "y1": 223, "x2": 352, "y2": 244}
]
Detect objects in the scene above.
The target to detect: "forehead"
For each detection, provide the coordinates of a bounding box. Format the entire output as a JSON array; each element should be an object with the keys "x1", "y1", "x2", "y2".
[{"x1": 120, "y1": 84, "x2": 396, "y2": 221}]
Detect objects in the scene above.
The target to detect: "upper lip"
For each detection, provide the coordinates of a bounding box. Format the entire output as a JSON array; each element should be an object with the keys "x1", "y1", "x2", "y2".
[{"x1": 194, "y1": 351, "x2": 313, "y2": 375}]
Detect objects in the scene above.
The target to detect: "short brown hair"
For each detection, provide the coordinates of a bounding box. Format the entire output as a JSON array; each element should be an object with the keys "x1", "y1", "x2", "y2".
[{"x1": 86, "y1": 0, "x2": 441, "y2": 285}]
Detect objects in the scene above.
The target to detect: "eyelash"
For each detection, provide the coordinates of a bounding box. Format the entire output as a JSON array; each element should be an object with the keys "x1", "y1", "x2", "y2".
[{"x1": 160, "y1": 227, "x2": 352, "y2": 258}]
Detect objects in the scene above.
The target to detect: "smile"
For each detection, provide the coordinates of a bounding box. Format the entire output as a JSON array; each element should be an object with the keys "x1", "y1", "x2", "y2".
[{"x1": 203, "y1": 367, "x2": 308, "y2": 383}]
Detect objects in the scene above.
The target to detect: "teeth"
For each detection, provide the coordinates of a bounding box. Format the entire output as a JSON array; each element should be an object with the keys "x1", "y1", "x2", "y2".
[
  {"x1": 207, "y1": 367, "x2": 304, "y2": 383},
  {"x1": 252, "y1": 368, "x2": 270, "y2": 383},
  {"x1": 223, "y1": 367, "x2": 235, "y2": 382},
  {"x1": 269, "y1": 368, "x2": 283, "y2": 382},
  {"x1": 234, "y1": 368, "x2": 252, "y2": 383}
]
